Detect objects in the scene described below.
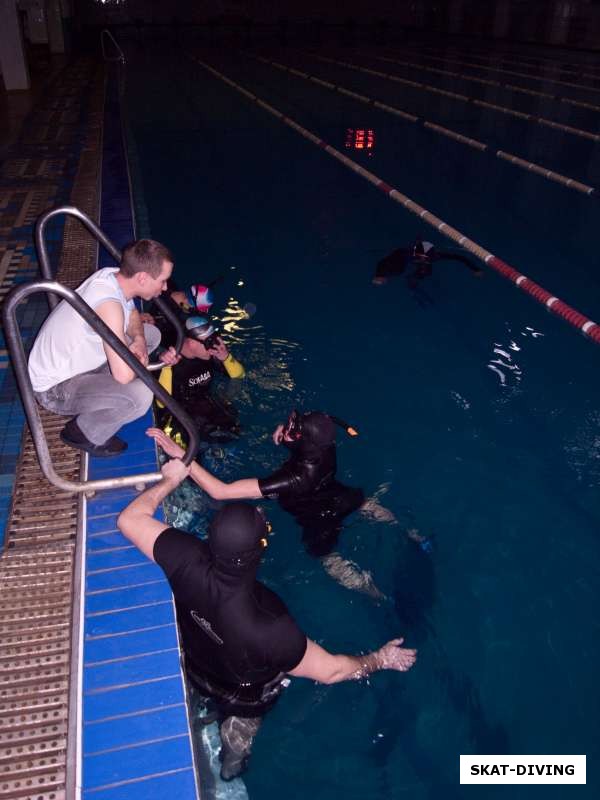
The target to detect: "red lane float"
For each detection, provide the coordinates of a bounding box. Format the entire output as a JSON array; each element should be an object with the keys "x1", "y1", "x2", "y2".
[{"x1": 192, "y1": 56, "x2": 600, "y2": 346}]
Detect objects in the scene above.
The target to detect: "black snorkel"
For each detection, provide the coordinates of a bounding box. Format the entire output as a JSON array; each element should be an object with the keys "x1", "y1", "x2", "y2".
[
  {"x1": 329, "y1": 415, "x2": 359, "y2": 438},
  {"x1": 283, "y1": 410, "x2": 358, "y2": 441}
]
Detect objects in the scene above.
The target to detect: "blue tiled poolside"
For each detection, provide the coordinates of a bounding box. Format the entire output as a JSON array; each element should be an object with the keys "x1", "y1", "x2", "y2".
[{"x1": 0, "y1": 60, "x2": 199, "y2": 798}]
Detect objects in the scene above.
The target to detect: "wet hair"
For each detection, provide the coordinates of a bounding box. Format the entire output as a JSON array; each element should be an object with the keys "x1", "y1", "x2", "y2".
[{"x1": 120, "y1": 239, "x2": 173, "y2": 278}]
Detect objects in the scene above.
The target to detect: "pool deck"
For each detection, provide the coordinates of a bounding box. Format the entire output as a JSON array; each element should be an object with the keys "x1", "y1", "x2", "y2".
[{"x1": 0, "y1": 59, "x2": 199, "y2": 799}]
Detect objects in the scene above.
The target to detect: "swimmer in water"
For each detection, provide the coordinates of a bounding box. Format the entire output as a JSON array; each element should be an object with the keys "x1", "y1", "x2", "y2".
[
  {"x1": 373, "y1": 238, "x2": 484, "y2": 288},
  {"x1": 148, "y1": 410, "x2": 389, "y2": 600}
]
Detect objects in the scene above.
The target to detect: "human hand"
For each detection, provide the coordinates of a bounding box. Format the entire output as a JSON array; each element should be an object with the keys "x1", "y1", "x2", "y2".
[
  {"x1": 147, "y1": 427, "x2": 186, "y2": 459},
  {"x1": 139, "y1": 312, "x2": 155, "y2": 324},
  {"x1": 129, "y1": 335, "x2": 149, "y2": 366},
  {"x1": 159, "y1": 346, "x2": 181, "y2": 366},
  {"x1": 171, "y1": 290, "x2": 189, "y2": 308},
  {"x1": 161, "y1": 458, "x2": 190, "y2": 485},
  {"x1": 272, "y1": 424, "x2": 284, "y2": 445},
  {"x1": 207, "y1": 337, "x2": 229, "y2": 361},
  {"x1": 376, "y1": 638, "x2": 417, "y2": 672}
]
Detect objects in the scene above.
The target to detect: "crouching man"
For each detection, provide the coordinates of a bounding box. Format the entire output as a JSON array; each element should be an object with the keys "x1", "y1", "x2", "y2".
[{"x1": 117, "y1": 459, "x2": 417, "y2": 781}]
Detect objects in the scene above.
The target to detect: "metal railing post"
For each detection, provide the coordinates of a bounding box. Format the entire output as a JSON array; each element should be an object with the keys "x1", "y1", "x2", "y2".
[{"x1": 101, "y1": 29, "x2": 126, "y2": 64}]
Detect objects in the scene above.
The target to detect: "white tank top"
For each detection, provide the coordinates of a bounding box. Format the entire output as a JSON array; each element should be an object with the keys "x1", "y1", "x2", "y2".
[{"x1": 28, "y1": 268, "x2": 135, "y2": 392}]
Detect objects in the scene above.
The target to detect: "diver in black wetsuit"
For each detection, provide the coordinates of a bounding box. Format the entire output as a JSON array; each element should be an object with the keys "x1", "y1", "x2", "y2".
[
  {"x1": 118, "y1": 460, "x2": 417, "y2": 781},
  {"x1": 373, "y1": 238, "x2": 484, "y2": 288},
  {"x1": 147, "y1": 411, "x2": 385, "y2": 598},
  {"x1": 258, "y1": 410, "x2": 365, "y2": 559}
]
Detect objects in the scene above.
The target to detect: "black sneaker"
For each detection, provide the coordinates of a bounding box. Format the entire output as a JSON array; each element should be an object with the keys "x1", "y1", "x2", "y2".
[{"x1": 60, "y1": 418, "x2": 127, "y2": 458}]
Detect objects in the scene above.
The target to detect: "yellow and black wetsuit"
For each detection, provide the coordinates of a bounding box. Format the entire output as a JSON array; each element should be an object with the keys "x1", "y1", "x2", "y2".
[{"x1": 158, "y1": 353, "x2": 245, "y2": 445}]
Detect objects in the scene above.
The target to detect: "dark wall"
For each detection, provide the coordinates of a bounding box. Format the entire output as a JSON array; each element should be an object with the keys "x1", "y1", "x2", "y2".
[{"x1": 74, "y1": 0, "x2": 600, "y2": 51}]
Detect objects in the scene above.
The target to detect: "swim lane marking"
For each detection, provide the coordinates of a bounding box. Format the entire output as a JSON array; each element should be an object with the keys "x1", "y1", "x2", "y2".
[
  {"x1": 191, "y1": 55, "x2": 600, "y2": 345},
  {"x1": 371, "y1": 47, "x2": 600, "y2": 101},
  {"x1": 251, "y1": 53, "x2": 596, "y2": 197},
  {"x1": 369, "y1": 49, "x2": 600, "y2": 114},
  {"x1": 309, "y1": 53, "x2": 600, "y2": 143},
  {"x1": 399, "y1": 43, "x2": 600, "y2": 85}
]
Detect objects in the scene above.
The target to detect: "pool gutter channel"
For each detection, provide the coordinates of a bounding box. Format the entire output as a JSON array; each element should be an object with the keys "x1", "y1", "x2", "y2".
[{"x1": 0, "y1": 62, "x2": 102, "y2": 800}]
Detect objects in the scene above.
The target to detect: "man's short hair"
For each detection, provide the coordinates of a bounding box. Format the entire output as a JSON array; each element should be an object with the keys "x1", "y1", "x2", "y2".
[{"x1": 121, "y1": 239, "x2": 173, "y2": 278}]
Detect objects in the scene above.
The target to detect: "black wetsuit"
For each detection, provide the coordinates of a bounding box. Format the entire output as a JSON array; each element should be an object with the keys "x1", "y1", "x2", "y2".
[
  {"x1": 162, "y1": 356, "x2": 239, "y2": 443},
  {"x1": 154, "y1": 527, "x2": 307, "y2": 717},
  {"x1": 258, "y1": 444, "x2": 365, "y2": 557},
  {"x1": 375, "y1": 248, "x2": 481, "y2": 283}
]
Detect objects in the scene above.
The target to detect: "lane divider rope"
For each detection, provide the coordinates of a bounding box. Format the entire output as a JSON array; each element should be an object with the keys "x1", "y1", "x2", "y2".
[
  {"x1": 403, "y1": 43, "x2": 600, "y2": 84},
  {"x1": 309, "y1": 52, "x2": 600, "y2": 143},
  {"x1": 252, "y1": 53, "x2": 596, "y2": 197},
  {"x1": 367, "y1": 49, "x2": 600, "y2": 114},
  {"x1": 191, "y1": 55, "x2": 600, "y2": 345},
  {"x1": 376, "y1": 47, "x2": 600, "y2": 96}
]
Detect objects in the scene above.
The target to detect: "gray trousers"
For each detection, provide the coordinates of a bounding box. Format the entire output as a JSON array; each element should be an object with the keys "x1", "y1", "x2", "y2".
[{"x1": 34, "y1": 324, "x2": 160, "y2": 445}]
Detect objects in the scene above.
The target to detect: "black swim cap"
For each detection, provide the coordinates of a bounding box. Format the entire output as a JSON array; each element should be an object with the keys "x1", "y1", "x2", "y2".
[{"x1": 208, "y1": 503, "x2": 268, "y2": 573}]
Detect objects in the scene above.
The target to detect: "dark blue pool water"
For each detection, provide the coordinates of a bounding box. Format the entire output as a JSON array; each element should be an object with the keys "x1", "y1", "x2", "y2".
[{"x1": 123, "y1": 41, "x2": 599, "y2": 799}]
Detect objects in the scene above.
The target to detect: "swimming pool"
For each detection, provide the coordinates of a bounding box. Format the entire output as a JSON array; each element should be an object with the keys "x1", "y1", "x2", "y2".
[{"x1": 122, "y1": 39, "x2": 599, "y2": 799}]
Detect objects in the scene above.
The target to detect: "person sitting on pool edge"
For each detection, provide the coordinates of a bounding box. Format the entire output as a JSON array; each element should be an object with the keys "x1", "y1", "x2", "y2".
[
  {"x1": 148, "y1": 409, "x2": 391, "y2": 599},
  {"x1": 156, "y1": 315, "x2": 245, "y2": 447},
  {"x1": 373, "y1": 238, "x2": 483, "y2": 288},
  {"x1": 28, "y1": 238, "x2": 179, "y2": 457},
  {"x1": 117, "y1": 458, "x2": 417, "y2": 781}
]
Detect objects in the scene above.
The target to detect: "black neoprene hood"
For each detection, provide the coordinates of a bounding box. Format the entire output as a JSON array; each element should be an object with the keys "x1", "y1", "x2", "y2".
[
  {"x1": 208, "y1": 503, "x2": 267, "y2": 563},
  {"x1": 301, "y1": 412, "x2": 335, "y2": 448}
]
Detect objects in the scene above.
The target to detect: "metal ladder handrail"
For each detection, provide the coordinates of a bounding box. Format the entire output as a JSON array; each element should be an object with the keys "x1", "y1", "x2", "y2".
[
  {"x1": 35, "y1": 205, "x2": 184, "y2": 371},
  {"x1": 2, "y1": 280, "x2": 199, "y2": 493},
  {"x1": 101, "y1": 28, "x2": 126, "y2": 64}
]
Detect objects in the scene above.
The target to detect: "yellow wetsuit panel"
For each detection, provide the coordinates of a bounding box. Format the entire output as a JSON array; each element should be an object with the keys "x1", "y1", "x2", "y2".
[{"x1": 223, "y1": 353, "x2": 245, "y2": 379}]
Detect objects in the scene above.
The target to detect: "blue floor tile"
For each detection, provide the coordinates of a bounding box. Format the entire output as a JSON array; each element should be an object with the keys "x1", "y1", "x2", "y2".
[
  {"x1": 85, "y1": 561, "x2": 164, "y2": 593},
  {"x1": 82, "y1": 766, "x2": 196, "y2": 800},
  {"x1": 84, "y1": 704, "x2": 189, "y2": 755},
  {"x1": 87, "y1": 532, "x2": 131, "y2": 551},
  {"x1": 84, "y1": 649, "x2": 180, "y2": 693},
  {"x1": 83, "y1": 673, "x2": 184, "y2": 723},
  {"x1": 86, "y1": 548, "x2": 150, "y2": 572},
  {"x1": 85, "y1": 623, "x2": 178, "y2": 664},
  {"x1": 85, "y1": 580, "x2": 172, "y2": 616},
  {"x1": 84, "y1": 600, "x2": 174, "y2": 637},
  {"x1": 84, "y1": 735, "x2": 193, "y2": 790}
]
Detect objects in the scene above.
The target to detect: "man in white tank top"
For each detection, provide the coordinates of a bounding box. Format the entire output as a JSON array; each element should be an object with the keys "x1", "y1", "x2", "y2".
[{"x1": 29, "y1": 239, "x2": 179, "y2": 457}]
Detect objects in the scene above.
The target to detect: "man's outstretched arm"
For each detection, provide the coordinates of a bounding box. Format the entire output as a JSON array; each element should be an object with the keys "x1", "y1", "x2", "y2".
[
  {"x1": 289, "y1": 637, "x2": 416, "y2": 684},
  {"x1": 117, "y1": 459, "x2": 191, "y2": 561},
  {"x1": 147, "y1": 428, "x2": 263, "y2": 500}
]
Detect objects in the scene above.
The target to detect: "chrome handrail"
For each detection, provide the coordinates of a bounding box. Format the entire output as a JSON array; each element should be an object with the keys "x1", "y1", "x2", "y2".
[
  {"x1": 34, "y1": 205, "x2": 184, "y2": 370},
  {"x1": 1, "y1": 280, "x2": 199, "y2": 493},
  {"x1": 101, "y1": 28, "x2": 126, "y2": 64}
]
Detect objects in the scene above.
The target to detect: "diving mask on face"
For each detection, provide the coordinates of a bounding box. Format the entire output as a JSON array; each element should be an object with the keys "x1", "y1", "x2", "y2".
[
  {"x1": 185, "y1": 316, "x2": 220, "y2": 350},
  {"x1": 283, "y1": 409, "x2": 303, "y2": 441}
]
